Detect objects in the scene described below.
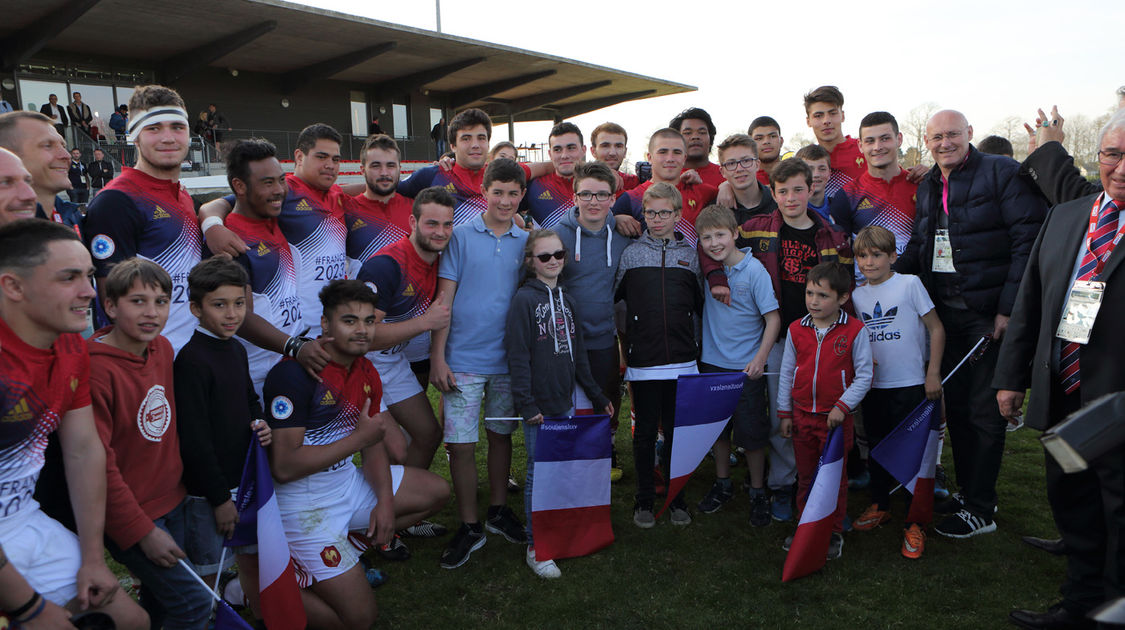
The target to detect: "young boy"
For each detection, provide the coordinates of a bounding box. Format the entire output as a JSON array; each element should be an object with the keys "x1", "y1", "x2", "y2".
[
  {"x1": 794, "y1": 145, "x2": 834, "y2": 223},
  {"x1": 174, "y1": 257, "x2": 272, "y2": 611},
  {"x1": 778, "y1": 262, "x2": 873, "y2": 559},
  {"x1": 614, "y1": 182, "x2": 703, "y2": 528},
  {"x1": 694, "y1": 205, "x2": 780, "y2": 526},
  {"x1": 849, "y1": 226, "x2": 945, "y2": 559},
  {"x1": 735, "y1": 158, "x2": 851, "y2": 522},
  {"x1": 430, "y1": 158, "x2": 530, "y2": 568},
  {"x1": 89, "y1": 258, "x2": 212, "y2": 628}
]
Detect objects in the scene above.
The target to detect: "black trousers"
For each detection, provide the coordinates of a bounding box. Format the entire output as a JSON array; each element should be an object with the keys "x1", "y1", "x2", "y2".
[
  {"x1": 630, "y1": 379, "x2": 679, "y2": 507},
  {"x1": 936, "y1": 303, "x2": 1006, "y2": 518},
  {"x1": 863, "y1": 385, "x2": 926, "y2": 511}
]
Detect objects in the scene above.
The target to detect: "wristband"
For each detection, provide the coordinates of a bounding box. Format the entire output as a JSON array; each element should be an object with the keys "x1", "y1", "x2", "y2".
[
  {"x1": 201, "y1": 216, "x2": 224, "y2": 233},
  {"x1": 8, "y1": 591, "x2": 41, "y2": 619},
  {"x1": 15, "y1": 596, "x2": 47, "y2": 624}
]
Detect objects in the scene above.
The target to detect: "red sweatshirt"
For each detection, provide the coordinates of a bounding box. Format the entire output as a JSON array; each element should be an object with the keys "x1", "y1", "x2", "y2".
[{"x1": 88, "y1": 328, "x2": 185, "y2": 549}]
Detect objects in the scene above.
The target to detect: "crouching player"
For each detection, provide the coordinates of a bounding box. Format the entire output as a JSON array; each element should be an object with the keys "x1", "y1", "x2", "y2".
[{"x1": 264, "y1": 279, "x2": 449, "y2": 628}]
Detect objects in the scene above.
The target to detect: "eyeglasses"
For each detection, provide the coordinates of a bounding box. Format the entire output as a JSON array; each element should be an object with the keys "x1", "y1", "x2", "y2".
[
  {"x1": 534, "y1": 250, "x2": 566, "y2": 262},
  {"x1": 720, "y1": 156, "x2": 760, "y2": 171},
  {"x1": 927, "y1": 130, "x2": 965, "y2": 143},
  {"x1": 642, "y1": 208, "x2": 676, "y2": 219},
  {"x1": 1098, "y1": 150, "x2": 1124, "y2": 167},
  {"x1": 576, "y1": 191, "x2": 612, "y2": 201}
]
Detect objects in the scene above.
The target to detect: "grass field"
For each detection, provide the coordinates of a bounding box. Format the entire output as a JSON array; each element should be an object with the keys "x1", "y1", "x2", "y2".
[{"x1": 368, "y1": 389, "x2": 1062, "y2": 629}]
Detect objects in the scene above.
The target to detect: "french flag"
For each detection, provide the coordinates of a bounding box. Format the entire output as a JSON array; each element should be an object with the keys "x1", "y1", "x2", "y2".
[
  {"x1": 228, "y1": 441, "x2": 307, "y2": 630},
  {"x1": 869, "y1": 398, "x2": 941, "y2": 525},
  {"x1": 531, "y1": 415, "x2": 614, "y2": 562},
  {"x1": 782, "y1": 425, "x2": 845, "y2": 582},
  {"x1": 657, "y1": 372, "x2": 746, "y2": 518}
]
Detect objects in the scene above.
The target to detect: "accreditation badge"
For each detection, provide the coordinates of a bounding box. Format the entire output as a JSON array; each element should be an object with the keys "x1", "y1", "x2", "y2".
[
  {"x1": 932, "y1": 229, "x2": 955, "y2": 273},
  {"x1": 1056, "y1": 280, "x2": 1104, "y2": 344}
]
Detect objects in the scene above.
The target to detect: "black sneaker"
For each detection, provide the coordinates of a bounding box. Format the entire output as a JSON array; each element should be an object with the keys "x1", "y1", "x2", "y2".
[
  {"x1": 485, "y1": 506, "x2": 528, "y2": 544},
  {"x1": 935, "y1": 509, "x2": 997, "y2": 539},
  {"x1": 398, "y1": 520, "x2": 448, "y2": 538},
  {"x1": 749, "y1": 488, "x2": 771, "y2": 527},
  {"x1": 377, "y1": 535, "x2": 411, "y2": 561},
  {"x1": 439, "y1": 523, "x2": 486, "y2": 569},
  {"x1": 696, "y1": 480, "x2": 733, "y2": 513},
  {"x1": 935, "y1": 492, "x2": 965, "y2": 514}
]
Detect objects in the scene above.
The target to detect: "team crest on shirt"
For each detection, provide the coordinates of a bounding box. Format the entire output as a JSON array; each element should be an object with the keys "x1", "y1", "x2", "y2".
[
  {"x1": 857, "y1": 199, "x2": 873, "y2": 210},
  {"x1": 296, "y1": 199, "x2": 312, "y2": 211},
  {"x1": 256, "y1": 242, "x2": 270, "y2": 257},
  {"x1": 152, "y1": 205, "x2": 170, "y2": 219},
  {"x1": 689, "y1": 199, "x2": 697, "y2": 208},
  {"x1": 271, "y1": 396, "x2": 293, "y2": 420},
  {"x1": 70, "y1": 376, "x2": 79, "y2": 392},
  {"x1": 320, "y1": 391, "x2": 336, "y2": 406},
  {"x1": 757, "y1": 239, "x2": 771, "y2": 253},
  {"x1": 833, "y1": 335, "x2": 849, "y2": 357},
  {"x1": 136, "y1": 385, "x2": 172, "y2": 442},
  {"x1": 320, "y1": 546, "x2": 341, "y2": 567},
  {"x1": 91, "y1": 234, "x2": 115, "y2": 260},
  {"x1": 363, "y1": 383, "x2": 371, "y2": 395},
  {"x1": 538, "y1": 191, "x2": 552, "y2": 200},
  {"x1": 2, "y1": 397, "x2": 32, "y2": 424},
  {"x1": 856, "y1": 157, "x2": 865, "y2": 167}
]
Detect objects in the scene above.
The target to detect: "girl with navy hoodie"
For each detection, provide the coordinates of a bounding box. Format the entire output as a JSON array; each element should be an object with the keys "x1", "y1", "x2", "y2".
[{"x1": 506, "y1": 230, "x2": 612, "y2": 580}]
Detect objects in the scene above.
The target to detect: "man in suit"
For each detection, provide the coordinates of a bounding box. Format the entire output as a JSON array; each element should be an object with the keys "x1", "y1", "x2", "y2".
[
  {"x1": 996, "y1": 107, "x2": 1125, "y2": 630},
  {"x1": 67, "y1": 92, "x2": 92, "y2": 139},
  {"x1": 38, "y1": 94, "x2": 67, "y2": 138}
]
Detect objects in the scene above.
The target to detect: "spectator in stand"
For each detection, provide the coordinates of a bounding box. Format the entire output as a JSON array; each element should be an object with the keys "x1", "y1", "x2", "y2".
[
  {"x1": 87, "y1": 148, "x2": 114, "y2": 198},
  {"x1": 0, "y1": 97, "x2": 14, "y2": 113},
  {"x1": 109, "y1": 104, "x2": 128, "y2": 142},
  {"x1": 39, "y1": 94, "x2": 67, "y2": 138},
  {"x1": 66, "y1": 148, "x2": 88, "y2": 204},
  {"x1": 67, "y1": 92, "x2": 93, "y2": 140},
  {"x1": 207, "y1": 104, "x2": 230, "y2": 143},
  {"x1": 432, "y1": 117, "x2": 447, "y2": 158},
  {"x1": 369, "y1": 117, "x2": 384, "y2": 136}
]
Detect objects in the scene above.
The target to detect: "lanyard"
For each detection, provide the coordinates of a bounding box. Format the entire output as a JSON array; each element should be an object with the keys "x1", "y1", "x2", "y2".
[{"x1": 1086, "y1": 193, "x2": 1125, "y2": 276}]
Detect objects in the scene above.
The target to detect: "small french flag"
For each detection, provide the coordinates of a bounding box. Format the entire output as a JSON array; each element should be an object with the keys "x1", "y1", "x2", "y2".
[
  {"x1": 531, "y1": 415, "x2": 614, "y2": 562},
  {"x1": 870, "y1": 398, "x2": 941, "y2": 525},
  {"x1": 782, "y1": 426, "x2": 845, "y2": 582}
]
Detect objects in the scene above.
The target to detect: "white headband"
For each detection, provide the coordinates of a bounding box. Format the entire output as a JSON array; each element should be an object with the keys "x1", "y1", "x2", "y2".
[{"x1": 126, "y1": 106, "x2": 189, "y2": 142}]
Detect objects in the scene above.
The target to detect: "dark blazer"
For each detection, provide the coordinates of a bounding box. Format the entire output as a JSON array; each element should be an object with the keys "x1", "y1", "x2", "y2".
[
  {"x1": 39, "y1": 102, "x2": 68, "y2": 126},
  {"x1": 1021, "y1": 141, "x2": 1102, "y2": 207},
  {"x1": 993, "y1": 193, "x2": 1125, "y2": 430}
]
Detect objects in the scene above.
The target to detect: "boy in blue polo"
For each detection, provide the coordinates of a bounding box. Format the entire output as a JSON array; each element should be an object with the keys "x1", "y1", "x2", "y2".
[
  {"x1": 430, "y1": 158, "x2": 530, "y2": 569},
  {"x1": 694, "y1": 205, "x2": 780, "y2": 526}
]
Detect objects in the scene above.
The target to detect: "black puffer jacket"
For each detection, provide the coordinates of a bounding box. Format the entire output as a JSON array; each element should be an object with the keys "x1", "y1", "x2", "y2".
[{"x1": 898, "y1": 146, "x2": 1047, "y2": 317}]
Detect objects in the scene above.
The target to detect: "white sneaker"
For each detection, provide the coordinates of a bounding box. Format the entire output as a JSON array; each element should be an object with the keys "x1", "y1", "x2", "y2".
[{"x1": 526, "y1": 546, "x2": 561, "y2": 579}]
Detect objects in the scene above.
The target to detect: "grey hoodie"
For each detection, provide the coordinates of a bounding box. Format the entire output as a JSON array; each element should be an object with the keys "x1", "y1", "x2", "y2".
[{"x1": 552, "y1": 208, "x2": 630, "y2": 350}]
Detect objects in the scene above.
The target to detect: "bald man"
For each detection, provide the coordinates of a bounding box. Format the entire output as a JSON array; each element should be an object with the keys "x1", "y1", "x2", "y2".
[
  {"x1": 897, "y1": 109, "x2": 1047, "y2": 539},
  {"x1": 0, "y1": 148, "x2": 37, "y2": 226},
  {"x1": 0, "y1": 112, "x2": 83, "y2": 231}
]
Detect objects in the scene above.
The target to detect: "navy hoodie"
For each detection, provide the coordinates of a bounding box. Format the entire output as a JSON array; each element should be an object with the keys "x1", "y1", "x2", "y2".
[{"x1": 552, "y1": 208, "x2": 629, "y2": 350}]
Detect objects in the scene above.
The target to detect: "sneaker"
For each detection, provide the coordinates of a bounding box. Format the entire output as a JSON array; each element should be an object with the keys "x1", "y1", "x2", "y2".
[
  {"x1": 439, "y1": 523, "x2": 487, "y2": 569},
  {"x1": 377, "y1": 535, "x2": 411, "y2": 561},
  {"x1": 853, "y1": 504, "x2": 891, "y2": 531},
  {"x1": 485, "y1": 506, "x2": 528, "y2": 544},
  {"x1": 935, "y1": 492, "x2": 965, "y2": 514},
  {"x1": 782, "y1": 535, "x2": 793, "y2": 551},
  {"x1": 935, "y1": 509, "x2": 996, "y2": 539},
  {"x1": 507, "y1": 475, "x2": 522, "y2": 493},
  {"x1": 847, "y1": 470, "x2": 870, "y2": 490},
  {"x1": 696, "y1": 480, "x2": 733, "y2": 513},
  {"x1": 902, "y1": 524, "x2": 926, "y2": 559},
  {"x1": 934, "y1": 466, "x2": 951, "y2": 500},
  {"x1": 526, "y1": 546, "x2": 561, "y2": 579},
  {"x1": 633, "y1": 503, "x2": 655, "y2": 529},
  {"x1": 399, "y1": 520, "x2": 448, "y2": 538},
  {"x1": 669, "y1": 503, "x2": 692, "y2": 526},
  {"x1": 826, "y1": 532, "x2": 844, "y2": 560},
  {"x1": 771, "y1": 487, "x2": 793, "y2": 522},
  {"x1": 749, "y1": 488, "x2": 771, "y2": 527},
  {"x1": 359, "y1": 555, "x2": 390, "y2": 587}
]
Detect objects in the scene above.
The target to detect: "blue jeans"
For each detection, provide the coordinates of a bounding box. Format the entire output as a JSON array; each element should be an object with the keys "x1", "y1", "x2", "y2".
[{"x1": 106, "y1": 498, "x2": 214, "y2": 630}]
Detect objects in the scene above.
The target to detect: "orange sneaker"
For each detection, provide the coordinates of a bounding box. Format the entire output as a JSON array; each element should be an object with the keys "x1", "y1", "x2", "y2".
[
  {"x1": 853, "y1": 504, "x2": 891, "y2": 531},
  {"x1": 902, "y1": 524, "x2": 926, "y2": 559}
]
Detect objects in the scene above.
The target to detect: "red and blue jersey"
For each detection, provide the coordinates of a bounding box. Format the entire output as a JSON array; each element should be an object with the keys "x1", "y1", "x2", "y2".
[
  {"x1": 344, "y1": 193, "x2": 413, "y2": 278},
  {"x1": 84, "y1": 167, "x2": 202, "y2": 352},
  {"x1": 277, "y1": 174, "x2": 347, "y2": 336},
  {"x1": 397, "y1": 163, "x2": 486, "y2": 226},
  {"x1": 829, "y1": 169, "x2": 918, "y2": 255},
  {"x1": 224, "y1": 213, "x2": 303, "y2": 390},
  {"x1": 826, "y1": 136, "x2": 867, "y2": 199},
  {"x1": 264, "y1": 357, "x2": 384, "y2": 494},
  {"x1": 357, "y1": 238, "x2": 436, "y2": 329},
  {"x1": 0, "y1": 319, "x2": 89, "y2": 521},
  {"x1": 610, "y1": 179, "x2": 717, "y2": 246},
  {"x1": 619, "y1": 171, "x2": 641, "y2": 194},
  {"x1": 524, "y1": 172, "x2": 574, "y2": 229},
  {"x1": 685, "y1": 161, "x2": 725, "y2": 188}
]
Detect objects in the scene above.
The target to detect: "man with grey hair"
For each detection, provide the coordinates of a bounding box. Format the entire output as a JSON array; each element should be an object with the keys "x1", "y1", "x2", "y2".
[
  {"x1": 897, "y1": 109, "x2": 1048, "y2": 539},
  {"x1": 995, "y1": 107, "x2": 1125, "y2": 630}
]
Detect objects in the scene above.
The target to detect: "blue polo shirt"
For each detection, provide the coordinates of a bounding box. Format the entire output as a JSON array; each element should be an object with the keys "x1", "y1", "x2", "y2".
[
  {"x1": 438, "y1": 214, "x2": 529, "y2": 374},
  {"x1": 701, "y1": 248, "x2": 779, "y2": 370}
]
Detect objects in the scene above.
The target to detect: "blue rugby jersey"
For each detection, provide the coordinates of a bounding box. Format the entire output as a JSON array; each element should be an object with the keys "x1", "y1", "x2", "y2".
[
  {"x1": 523, "y1": 172, "x2": 574, "y2": 229},
  {"x1": 344, "y1": 193, "x2": 412, "y2": 279}
]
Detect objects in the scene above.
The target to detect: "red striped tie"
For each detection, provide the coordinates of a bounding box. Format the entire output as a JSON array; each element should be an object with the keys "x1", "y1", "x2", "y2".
[{"x1": 1059, "y1": 199, "x2": 1120, "y2": 393}]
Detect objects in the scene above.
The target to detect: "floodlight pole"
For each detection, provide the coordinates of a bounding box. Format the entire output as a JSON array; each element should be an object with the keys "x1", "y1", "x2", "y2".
[{"x1": 435, "y1": 0, "x2": 441, "y2": 33}]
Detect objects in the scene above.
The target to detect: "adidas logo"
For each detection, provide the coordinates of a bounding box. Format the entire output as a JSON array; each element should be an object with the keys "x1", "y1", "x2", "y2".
[
  {"x1": 257, "y1": 242, "x2": 270, "y2": 256},
  {"x1": 857, "y1": 199, "x2": 873, "y2": 210},
  {"x1": 861, "y1": 301, "x2": 898, "y2": 330},
  {"x1": 296, "y1": 199, "x2": 312, "y2": 211},
  {"x1": 444, "y1": 183, "x2": 456, "y2": 193},
  {"x1": 403, "y1": 284, "x2": 415, "y2": 297},
  {"x1": 352, "y1": 218, "x2": 367, "y2": 230},
  {"x1": 2, "y1": 398, "x2": 33, "y2": 423},
  {"x1": 319, "y1": 391, "x2": 336, "y2": 406},
  {"x1": 153, "y1": 206, "x2": 170, "y2": 219},
  {"x1": 538, "y1": 191, "x2": 552, "y2": 200}
]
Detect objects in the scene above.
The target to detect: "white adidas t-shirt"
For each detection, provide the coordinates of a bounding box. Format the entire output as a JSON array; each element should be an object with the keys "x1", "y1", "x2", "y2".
[{"x1": 851, "y1": 273, "x2": 935, "y2": 389}]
